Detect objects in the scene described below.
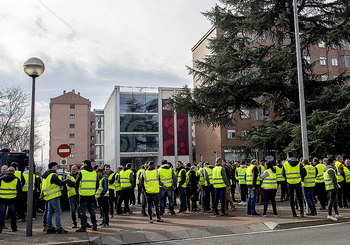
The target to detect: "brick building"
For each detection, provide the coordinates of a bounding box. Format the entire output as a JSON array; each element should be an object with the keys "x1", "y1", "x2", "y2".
[{"x1": 49, "y1": 90, "x2": 95, "y2": 169}]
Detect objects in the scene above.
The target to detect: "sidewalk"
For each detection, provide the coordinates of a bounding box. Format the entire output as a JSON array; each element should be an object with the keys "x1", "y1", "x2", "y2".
[{"x1": 0, "y1": 196, "x2": 349, "y2": 245}]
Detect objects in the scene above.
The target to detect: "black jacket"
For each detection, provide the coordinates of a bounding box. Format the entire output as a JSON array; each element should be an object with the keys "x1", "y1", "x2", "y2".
[
  {"x1": 176, "y1": 166, "x2": 187, "y2": 187},
  {"x1": 42, "y1": 170, "x2": 69, "y2": 186},
  {"x1": 188, "y1": 170, "x2": 199, "y2": 190}
]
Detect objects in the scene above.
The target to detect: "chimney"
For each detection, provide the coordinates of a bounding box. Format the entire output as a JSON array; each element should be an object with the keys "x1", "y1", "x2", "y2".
[
  {"x1": 63, "y1": 90, "x2": 66, "y2": 94},
  {"x1": 78, "y1": 92, "x2": 80, "y2": 96},
  {"x1": 72, "y1": 89, "x2": 75, "y2": 93}
]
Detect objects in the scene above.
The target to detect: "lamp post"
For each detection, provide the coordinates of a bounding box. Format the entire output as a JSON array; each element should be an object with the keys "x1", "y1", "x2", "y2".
[{"x1": 23, "y1": 57, "x2": 45, "y2": 237}]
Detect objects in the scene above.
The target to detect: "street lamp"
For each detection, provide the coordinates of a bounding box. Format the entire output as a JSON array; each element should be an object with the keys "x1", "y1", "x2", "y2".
[{"x1": 23, "y1": 57, "x2": 45, "y2": 237}]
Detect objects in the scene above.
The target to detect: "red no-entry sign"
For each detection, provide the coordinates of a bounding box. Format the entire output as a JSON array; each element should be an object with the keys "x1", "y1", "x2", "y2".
[{"x1": 57, "y1": 144, "x2": 71, "y2": 158}]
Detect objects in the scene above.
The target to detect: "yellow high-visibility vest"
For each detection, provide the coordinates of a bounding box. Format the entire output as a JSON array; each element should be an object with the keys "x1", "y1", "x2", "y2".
[
  {"x1": 42, "y1": 173, "x2": 62, "y2": 201},
  {"x1": 67, "y1": 174, "x2": 77, "y2": 198},
  {"x1": 22, "y1": 172, "x2": 35, "y2": 192},
  {"x1": 95, "y1": 176, "x2": 109, "y2": 198},
  {"x1": 315, "y1": 164, "x2": 325, "y2": 183},
  {"x1": 79, "y1": 170, "x2": 97, "y2": 196},
  {"x1": 283, "y1": 161, "x2": 301, "y2": 184},
  {"x1": 177, "y1": 169, "x2": 187, "y2": 188},
  {"x1": 275, "y1": 166, "x2": 285, "y2": 182},
  {"x1": 213, "y1": 166, "x2": 226, "y2": 188},
  {"x1": 115, "y1": 173, "x2": 122, "y2": 191},
  {"x1": 159, "y1": 167, "x2": 173, "y2": 187},
  {"x1": 0, "y1": 178, "x2": 18, "y2": 199},
  {"x1": 204, "y1": 167, "x2": 214, "y2": 186},
  {"x1": 334, "y1": 161, "x2": 344, "y2": 182},
  {"x1": 120, "y1": 169, "x2": 133, "y2": 189},
  {"x1": 108, "y1": 173, "x2": 116, "y2": 190},
  {"x1": 324, "y1": 168, "x2": 337, "y2": 191},
  {"x1": 246, "y1": 165, "x2": 260, "y2": 186},
  {"x1": 144, "y1": 169, "x2": 160, "y2": 194},
  {"x1": 261, "y1": 169, "x2": 277, "y2": 189},
  {"x1": 303, "y1": 165, "x2": 316, "y2": 187},
  {"x1": 236, "y1": 167, "x2": 247, "y2": 184}
]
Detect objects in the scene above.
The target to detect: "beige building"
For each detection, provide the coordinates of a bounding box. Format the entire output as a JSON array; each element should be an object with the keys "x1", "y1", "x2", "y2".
[
  {"x1": 192, "y1": 27, "x2": 350, "y2": 163},
  {"x1": 49, "y1": 90, "x2": 95, "y2": 168}
]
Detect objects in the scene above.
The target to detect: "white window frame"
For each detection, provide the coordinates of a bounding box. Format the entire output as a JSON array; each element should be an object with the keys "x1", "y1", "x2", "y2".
[
  {"x1": 227, "y1": 129, "x2": 236, "y2": 139},
  {"x1": 332, "y1": 57, "x2": 338, "y2": 66},
  {"x1": 240, "y1": 109, "x2": 250, "y2": 119},
  {"x1": 320, "y1": 57, "x2": 327, "y2": 65}
]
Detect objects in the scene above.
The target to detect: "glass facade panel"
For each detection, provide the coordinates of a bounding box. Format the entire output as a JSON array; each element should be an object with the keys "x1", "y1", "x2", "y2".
[
  {"x1": 120, "y1": 114, "x2": 158, "y2": 132},
  {"x1": 120, "y1": 93, "x2": 158, "y2": 113},
  {"x1": 96, "y1": 130, "x2": 104, "y2": 144},
  {"x1": 120, "y1": 134, "x2": 159, "y2": 152}
]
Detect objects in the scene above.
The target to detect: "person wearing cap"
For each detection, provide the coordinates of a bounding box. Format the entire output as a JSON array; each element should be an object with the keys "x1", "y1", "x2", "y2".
[
  {"x1": 75, "y1": 160, "x2": 99, "y2": 232},
  {"x1": 95, "y1": 168, "x2": 109, "y2": 227},
  {"x1": 0, "y1": 167, "x2": 21, "y2": 233},
  {"x1": 213, "y1": 158, "x2": 231, "y2": 216}
]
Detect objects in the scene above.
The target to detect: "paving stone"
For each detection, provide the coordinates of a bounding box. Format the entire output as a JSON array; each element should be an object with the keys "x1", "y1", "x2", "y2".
[
  {"x1": 144, "y1": 231, "x2": 169, "y2": 242},
  {"x1": 165, "y1": 229, "x2": 191, "y2": 240},
  {"x1": 121, "y1": 233, "x2": 147, "y2": 244},
  {"x1": 101, "y1": 235, "x2": 123, "y2": 245},
  {"x1": 89, "y1": 237, "x2": 102, "y2": 245},
  {"x1": 206, "y1": 226, "x2": 232, "y2": 236},
  {"x1": 246, "y1": 222, "x2": 270, "y2": 232},
  {"x1": 226, "y1": 225, "x2": 251, "y2": 234},
  {"x1": 264, "y1": 222, "x2": 279, "y2": 230},
  {"x1": 186, "y1": 227, "x2": 211, "y2": 238}
]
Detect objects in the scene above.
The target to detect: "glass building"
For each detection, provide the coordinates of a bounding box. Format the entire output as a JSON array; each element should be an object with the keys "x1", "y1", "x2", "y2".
[{"x1": 103, "y1": 86, "x2": 192, "y2": 171}]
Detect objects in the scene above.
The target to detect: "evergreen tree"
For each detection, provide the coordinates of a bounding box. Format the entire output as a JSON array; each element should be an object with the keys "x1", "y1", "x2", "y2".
[{"x1": 170, "y1": 0, "x2": 350, "y2": 156}]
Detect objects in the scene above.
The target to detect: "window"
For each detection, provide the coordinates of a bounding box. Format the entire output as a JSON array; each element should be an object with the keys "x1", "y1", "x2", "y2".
[
  {"x1": 321, "y1": 75, "x2": 328, "y2": 81},
  {"x1": 90, "y1": 151, "x2": 94, "y2": 156},
  {"x1": 69, "y1": 133, "x2": 75, "y2": 138},
  {"x1": 240, "y1": 109, "x2": 250, "y2": 119},
  {"x1": 69, "y1": 124, "x2": 75, "y2": 128},
  {"x1": 263, "y1": 109, "x2": 269, "y2": 119},
  {"x1": 332, "y1": 58, "x2": 338, "y2": 66},
  {"x1": 90, "y1": 121, "x2": 95, "y2": 126},
  {"x1": 320, "y1": 57, "x2": 327, "y2": 65},
  {"x1": 69, "y1": 143, "x2": 75, "y2": 148},
  {"x1": 90, "y1": 144, "x2": 94, "y2": 148},
  {"x1": 318, "y1": 41, "x2": 326, "y2": 48},
  {"x1": 90, "y1": 128, "x2": 95, "y2": 133},
  {"x1": 69, "y1": 153, "x2": 75, "y2": 158},
  {"x1": 304, "y1": 56, "x2": 311, "y2": 64},
  {"x1": 228, "y1": 109, "x2": 235, "y2": 119},
  {"x1": 91, "y1": 136, "x2": 95, "y2": 141},
  {"x1": 227, "y1": 130, "x2": 236, "y2": 139},
  {"x1": 70, "y1": 104, "x2": 75, "y2": 109},
  {"x1": 70, "y1": 114, "x2": 75, "y2": 119},
  {"x1": 242, "y1": 130, "x2": 249, "y2": 139}
]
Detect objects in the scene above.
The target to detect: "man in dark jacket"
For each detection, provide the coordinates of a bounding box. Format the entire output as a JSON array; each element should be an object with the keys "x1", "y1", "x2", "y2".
[
  {"x1": 96, "y1": 168, "x2": 109, "y2": 227},
  {"x1": 0, "y1": 167, "x2": 21, "y2": 233},
  {"x1": 188, "y1": 166, "x2": 199, "y2": 211}
]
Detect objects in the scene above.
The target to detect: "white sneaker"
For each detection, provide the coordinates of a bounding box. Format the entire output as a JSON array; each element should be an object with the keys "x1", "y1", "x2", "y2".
[
  {"x1": 327, "y1": 215, "x2": 337, "y2": 221},
  {"x1": 238, "y1": 201, "x2": 244, "y2": 205},
  {"x1": 335, "y1": 214, "x2": 342, "y2": 219}
]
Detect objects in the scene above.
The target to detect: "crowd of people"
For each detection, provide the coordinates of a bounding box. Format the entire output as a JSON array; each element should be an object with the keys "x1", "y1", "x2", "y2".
[{"x1": 0, "y1": 152, "x2": 349, "y2": 234}]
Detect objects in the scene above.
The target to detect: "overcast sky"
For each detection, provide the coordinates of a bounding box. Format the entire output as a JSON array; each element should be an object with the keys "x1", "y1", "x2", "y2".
[{"x1": 0, "y1": 0, "x2": 218, "y2": 162}]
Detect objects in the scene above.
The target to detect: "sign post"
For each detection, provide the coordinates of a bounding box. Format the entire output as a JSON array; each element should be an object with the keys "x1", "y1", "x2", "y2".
[{"x1": 57, "y1": 144, "x2": 71, "y2": 178}]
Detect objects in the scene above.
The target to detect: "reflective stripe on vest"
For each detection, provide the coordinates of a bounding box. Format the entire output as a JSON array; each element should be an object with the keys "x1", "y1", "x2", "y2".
[
  {"x1": 303, "y1": 165, "x2": 316, "y2": 187},
  {"x1": 14, "y1": 171, "x2": 22, "y2": 185},
  {"x1": 43, "y1": 173, "x2": 62, "y2": 201},
  {"x1": 95, "y1": 176, "x2": 109, "y2": 198},
  {"x1": 67, "y1": 175, "x2": 77, "y2": 198},
  {"x1": 120, "y1": 169, "x2": 133, "y2": 189},
  {"x1": 197, "y1": 168, "x2": 205, "y2": 185},
  {"x1": 0, "y1": 178, "x2": 18, "y2": 199},
  {"x1": 204, "y1": 167, "x2": 213, "y2": 186},
  {"x1": 136, "y1": 169, "x2": 145, "y2": 185},
  {"x1": 324, "y1": 168, "x2": 337, "y2": 191},
  {"x1": 144, "y1": 169, "x2": 160, "y2": 194},
  {"x1": 159, "y1": 167, "x2": 173, "y2": 187},
  {"x1": 177, "y1": 169, "x2": 187, "y2": 188},
  {"x1": 22, "y1": 172, "x2": 35, "y2": 192},
  {"x1": 213, "y1": 166, "x2": 226, "y2": 188},
  {"x1": 236, "y1": 167, "x2": 247, "y2": 184},
  {"x1": 108, "y1": 173, "x2": 116, "y2": 189},
  {"x1": 344, "y1": 166, "x2": 350, "y2": 183},
  {"x1": 79, "y1": 170, "x2": 97, "y2": 196},
  {"x1": 315, "y1": 164, "x2": 325, "y2": 183},
  {"x1": 246, "y1": 165, "x2": 260, "y2": 186},
  {"x1": 275, "y1": 166, "x2": 285, "y2": 182},
  {"x1": 335, "y1": 161, "x2": 344, "y2": 182},
  {"x1": 283, "y1": 161, "x2": 301, "y2": 184},
  {"x1": 261, "y1": 169, "x2": 277, "y2": 189},
  {"x1": 257, "y1": 165, "x2": 265, "y2": 182}
]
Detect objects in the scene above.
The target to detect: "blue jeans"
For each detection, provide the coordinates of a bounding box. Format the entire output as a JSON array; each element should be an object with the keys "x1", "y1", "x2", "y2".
[
  {"x1": 214, "y1": 187, "x2": 226, "y2": 214},
  {"x1": 47, "y1": 197, "x2": 62, "y2": 230},
  {"x1": 178, "y1": 187, "x2": 187, "y2": 212},
  {"x1": 159, "y1": 187, "x2": 175, "y2": 214},
  {"x1": 79, "y1": 199, "x2": 97, "y2": 229},
  {"x1": 247, "y1": 187, "x2": 258, "y2": 214},
  {"x1": 42, "y1": 201, "x2": 48, "y2": 226},
  {"x1": 141, "y1": 192, "x2": 147, "y2": 214},
  {"x1": 0, "y1": 202, "x2": 16, "y2": 231},
  {"x1": 303, "y1": 187, "x2": 316, "y2": 214},
  {"x1": 69, "y1": 195, "x2": 79, "y2": 226}
]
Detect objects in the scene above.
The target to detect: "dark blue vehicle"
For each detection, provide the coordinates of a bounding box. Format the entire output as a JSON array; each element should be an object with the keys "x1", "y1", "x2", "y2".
[{"x1": 0, "y1": 149, "x2": 29, "y2": 172}]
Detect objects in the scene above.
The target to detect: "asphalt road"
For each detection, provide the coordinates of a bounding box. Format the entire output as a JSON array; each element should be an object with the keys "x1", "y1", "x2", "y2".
[{"x1": 152, "y1": 222, "x2": 350, "y2": 245}]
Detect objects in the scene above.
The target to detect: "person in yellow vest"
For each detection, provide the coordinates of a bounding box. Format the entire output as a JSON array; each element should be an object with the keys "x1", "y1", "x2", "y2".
[
  {"x1": 115, "y1": 166, "x2": 124, "y2": 214},
  {"x1": 0, "y1": 167, "x2": 21, "y2": 233},
  {"x1": 260, "y1": 161, "x2": 278, "y2": 217},
  {"x1": 42, "y1": 162, "x2": 71, "y2": 234},
  {"x1": 66, "y1": 165, "x2": 79, "y2": 228},
  {"x1": 282, "y1": 152, "x2": 304, "y2": 217},
  {"x1": 276, "y1": 159, "x2": 288, "y2": 202},
  {"x1": 159, "y1": 160, "x2": 176, "y2": 216},
  {"x1": 257, "y1": 160, "x2": 265, "y2": 204},
  {"x1": 95, "y1": 168, "x2": 109, "y2": 227},
  {"x1": 213, "y1": 158, "x2": 231, "y2": 216},
  {"x1": 313, "y1": 158, "x2": 327, "y2": 210},
  {"x1": 116, "y1": 163, "x2": 135, "y2": 215},
  {"x1": 185, "y1": 163, "x2": 192, "y2": 211},
  {"x1": 22, "y1": 166, "x2": 37, "y2": 219},
  {"x1": 324, "y1": 158, "x2": 341, "y2": 221},
  {"x1": 203, "y1": 162, "x2": 215, "y2": 211},
  {"x1": 301, "y1": 159, "x2": 317, "y2": 215},
  {"x1": 344, "y1": 159, "x2": 350, "y2": 205},
  {"x1": 136, "y1": 165, "x2": 145, "y2": 205},
  {"x1": 223, "y1": 159, "x2": 236, "y2": 212},
  {"x1": 104, "y1": 164, "x2": 116, "y2": 218},
  {"x1": 245, "y1": 159, "x2": 260, "y2": 215},
  {"x1": 196, "y1": 162, "x2": 205, "y2": 211},
  {"x1": 236, "y1": 161, "x2": 248, "y2": 205},
  {"x1": 75, "y1": 160, "x2": 99, "y2": 232},
  {"x1": 334, "y1": 156, "x2": 347, "y2": 208},
  {"x1": 175, "y1": 161, "x2": 188, "y2": 213},
  {"x1": 10, "y1": 162, "x2": 25, "y2": 222},
  {"x1": 140, "y1": 161, "x2": 163, "y2": 223}
]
